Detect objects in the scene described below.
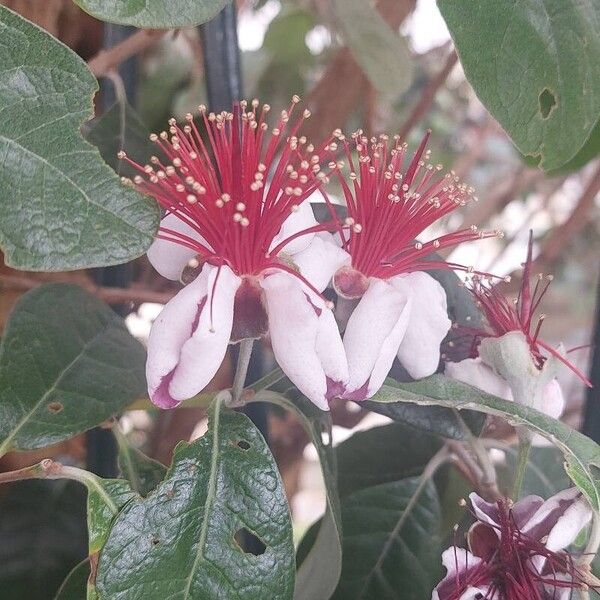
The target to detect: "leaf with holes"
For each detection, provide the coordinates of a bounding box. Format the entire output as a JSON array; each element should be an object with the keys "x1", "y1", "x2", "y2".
[
  {"x1": 84, "y1": 101, "x2": 156, "y2": 179},
  {"x1": 73, "y1": 0, "x2": 228, "y2": 27},
  {"x1": 250, "y1": 390, "x2": 342, "y2": 600},
  {"x1": 438, "y1": 0, "x2": 600, "y2": 171},
  {"x1": 336, "y1": 423, "x2": 442, "y2": 497},
  {"x1": 330, "y1": 0, "x2": 412, "y2": 97},
  {"x1": 96, "y1": 399, "x2": 295, "y2": 600},
  {"x1": 0, "y1": 6, "x2": 158, "y2": 270},
  {"x1": 368, "y1": 374, "x2": 600, "y2": 512},
  {"x1": 332, "y1": 478, "x2": 442, "y2": 600},
  {"x1": 116, "y1": 431, "x2": 167, "y2": 496},
  {"x1": 0, "y1": 284, "x2": 147, "y2": 454}
]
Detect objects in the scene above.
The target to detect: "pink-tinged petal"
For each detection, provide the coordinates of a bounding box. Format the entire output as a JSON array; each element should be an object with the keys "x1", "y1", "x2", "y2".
[
  {"x1": 269, "y1": 200, "x2": 318, "y2": 256},
  {"x1": 147, "y1": 213, "x2": 208, "y2": 280},
  {"x1": 146, "y1": 265, "x2": 212, "y2": 408},
  {"x1": 433, "y1": 548, "x2": 490, "y2": 600},
  {"x1": 167, "y1": 265, "x2": 240, "y2": 401},
  {"x1": 469, "y1": 493, "x2": 501, "y2": 529},
  {"x1": 293, "y1": 233, "x2": 351, "y2": 292},
  {"x1": 522, "y1": 488, "x2": 586, "y2": 545},
  {"x1": 261, "y1": 272, "x2": 346, "y2": 411},
  {"x1": 441, "y1": 547, "x2": 481, "y2": 575},
  {"x1": 343, "y1": 278, "x2": 411, "y2": 399},
  {"x1": 445, "y1": 358, "x2": 514, "y2": 401},
  {"x1": 392, "y1": 272, "x2": 451, "y2": 379},
  {"x1": 545, "y1": 495, "x2": 592, "y2": 552}
]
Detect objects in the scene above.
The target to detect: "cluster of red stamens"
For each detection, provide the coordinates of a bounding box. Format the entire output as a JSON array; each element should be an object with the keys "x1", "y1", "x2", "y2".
[
  {"x1": 464, "y1": 233, "x2": 591, "y2": 386},
  {"x1": 444, "y1": 500, "x2": 591, "y2": 600},
  {"x1": 330, "y1": 129, "x2": 501, "y2": 279},
  {"x1": 119, "y1": 97, "x2": 338, "y2": 297}
]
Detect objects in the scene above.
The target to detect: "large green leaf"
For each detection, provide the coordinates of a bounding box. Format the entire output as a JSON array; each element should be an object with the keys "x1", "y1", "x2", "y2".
[
  {"x1": 331, "y1": 0, "x2": 412, "y2": 97},
  {"x1": 0, "y1": 284, "x2": 147, "y2": 454},
  {"x1": 84, "y1": 101, "x2": 156, "y2": 179},
  {"x1": 336, "y1": 423, "x2": 441, "y2": 497},
  {"x1": 332, "y1": 478, "x2": 442, "y2": 600},
  {"x1": 0, "y1": 6, "x2": 158, "y2": 270},
  {"x1": 54, "y1": 559, "x2": 90, "y2": 600},
  {"x1": 251, "y1": 390, "x2": 343, "y2": 600},
  {"x1": 96, "y1": 399, "x2": 295, "y2": 600},
  {"x1": 73, "y1": 0, "x2": 228, "y2": 27},
  {"x1": 438, "y1": 0, "x2": 600, "y2": 171},
  {"x1": 369, "y1": 375, "x2": 600, "y2": 512}
]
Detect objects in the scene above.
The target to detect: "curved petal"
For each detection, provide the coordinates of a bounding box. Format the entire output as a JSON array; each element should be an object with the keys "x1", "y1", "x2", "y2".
[
  {"x1": 445, "y1": 358, "x2": 513, "y2": 401},
  {"x1": 538, "y1": 378, "x2": 565, "y2": 419},
  {"x1": 269, "y1": 200, "x2": 318, "y2": 256},
  {"x1": 545, "y1": 495, "x2": 592, "y2": 552},
  {"x1": 392, "y1": 272, "x2": 451, "y2": 379},
  {"x1": 260, "y1": 272, "x2": 347, "y2": 410},
  {"x1": 148, "y1": 213, "x2": 208, "y2": 280},
  {"x1": 168, "y1": 265, "x2": 240, "y2": 401},
  {"x1": 293, "y1": 233, "x2": 351, "y2": 292},
  {"x1": 433, "y1": 548, "x2": 490, "y2": 600},
  {"x1": 343, "y1": 278, "x2": 411, "y2": 400}
]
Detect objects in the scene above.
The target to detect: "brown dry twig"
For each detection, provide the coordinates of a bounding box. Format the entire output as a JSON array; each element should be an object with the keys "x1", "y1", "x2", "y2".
[{"x1": 87, "y1": 28, "x2": 170, "y2": 78}]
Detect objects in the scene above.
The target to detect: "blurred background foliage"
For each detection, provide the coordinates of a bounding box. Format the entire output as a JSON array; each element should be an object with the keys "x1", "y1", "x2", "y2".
[{"x1": 0, "y1": 0, "x2": 598, "y2": 597}]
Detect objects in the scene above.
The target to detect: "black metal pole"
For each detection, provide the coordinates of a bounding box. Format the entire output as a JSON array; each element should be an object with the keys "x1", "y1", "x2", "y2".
[
  {"x1": 87, "y1": 24, "x2": 138, "y2": 479},
  {"x1": 582, "y1": 274, "x2": 600, "y2": 441}
]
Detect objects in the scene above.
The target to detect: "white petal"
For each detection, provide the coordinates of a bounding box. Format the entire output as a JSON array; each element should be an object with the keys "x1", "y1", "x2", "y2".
[
  {"x1": 293, "y1": 233, "x2": 351, "y2": 292},
  {"x1": 343, "y1": 278, "x2": 411, "y2": 399},
  {"x1": 538, "y1": 378, "x2": 565, "y2": 419},
  {"x1": 269, "y1": 200, "x2": 318, "y2": 256},
  {"x1": 261, "y1": 272, "x2": 345, "y2": 410},
  {"x1": 315, "y1": 295, "x2": 349, "y2": 392},
  {"x1": 546, "y1": 497, "x2": 592, "y2": 552},
  {"x1": 146, "y1": 265, "x2": 212, "y2": 408},
  {"x1": 148, "y1": 213, "x2": 208, "y2": 280},
  {"x1": 167, "y1": 266, "x2": 240, "y2": 401},
  {"x1": 440, "y1": 547, "x2": 481, "y2": 575},
  {"x1": 392, "y1": 272, "x2": 451, "y2": 379},
  {"x1": 445, "y1": 358, "x2": 513, "y2": 401}
]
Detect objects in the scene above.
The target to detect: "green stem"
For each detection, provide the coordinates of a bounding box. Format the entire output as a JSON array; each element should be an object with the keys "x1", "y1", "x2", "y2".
[
  {"x1": 230, "y1": 338, "x2": 254, "y2": 405},
  {"x1": 512, "y1": 432, "x2": 532, "y2": 500}
]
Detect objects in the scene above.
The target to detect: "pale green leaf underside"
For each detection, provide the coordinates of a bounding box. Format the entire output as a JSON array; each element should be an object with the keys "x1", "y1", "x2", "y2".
[
  {"x1": 0, "y1": 6, "x2": 158, "y2": 270},
  {"x1": 370, "y1": 375, "x2": 600, "y2": 512},
  {"x1": 438, "y1": 0, "x2": 600, "y2": 170},
  {"x1": 73, "y1": 0, "x2": 229, "y2": 27}
]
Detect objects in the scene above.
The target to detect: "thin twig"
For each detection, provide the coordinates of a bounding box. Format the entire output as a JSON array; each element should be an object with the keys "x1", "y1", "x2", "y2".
[
  {"x1": 396, "y1": 49, "x2": 458, "y2": 141},
  {"x1": 87, "y1": 29, "x2": 170, "y2": 78},
  {"x1": 0, "y1": 273, "x2": 175, "y2": 305},
  {"x1": 230, "y1": 338, "x2": 254, "y2": 405}
]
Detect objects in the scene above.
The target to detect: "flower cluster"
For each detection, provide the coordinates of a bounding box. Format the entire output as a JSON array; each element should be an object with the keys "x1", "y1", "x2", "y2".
[{"x1": 433, "y1": 491, "x2": 593, "y2": 599}]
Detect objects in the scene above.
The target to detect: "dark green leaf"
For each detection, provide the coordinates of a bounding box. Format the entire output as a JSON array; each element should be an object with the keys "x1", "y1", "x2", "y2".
[
  {"x1": 54, "y1": 559, "x2": 90, "y2": 600},
  {"x1": 336, "y1": 423, "x2": 441, "y2": 497},
  {"x1": 97, "y1": 399, "x2": 295, "y2": 600},
  {"x1": 73, "y1": 0, "x2": 228, "y2": 27},
  {"x1": 0, "y1": 284, "x2": 147, "y2": 454},
  {"x1": 547, "y1": 117, "x2": 600, "y2": 173},
  {"x1": 369, "y1": 374, "x2": 600, "y2": 511},
  {"x1": 331, "y1": 0, "x2": 412, "y2": 97},
  {"x1": 84, "y1": 101, "x2": 156, "y2": 178},
  {"x1": 116, "y1": 431, "x2": 167, "y2": 496},
  {"x1": 0, "y1": 6, "x2": 158, "y2": 270},
  {"x1": 332, "y1": 479, "x2": 442, "y2": 600},
  {"x1": 0, "y1": 480, "x2": 87, "y2": 600},
  {"x1": 438, "y1": 0, "x2": 600, "y2": 171},
  {"x1": 251, "y1": 390, "x2": 342, "y2": 600}
]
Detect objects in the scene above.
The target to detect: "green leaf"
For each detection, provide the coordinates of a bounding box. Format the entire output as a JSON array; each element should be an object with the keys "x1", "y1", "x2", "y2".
[
  {"x1": 331, "y1": 0, "x2": 412, "y2": 97},
  {"x1": 54, "y1": 559, "x2": 90, "y2": 600},
  {"x1": 84, "y1": 101, "x2": 156, "y2": 178},
  {"x1": 0, "y1": 284, "x2": 147, "y2": 454},
  {"x1": 547, "y1": 117, "x2": 600, "y2": 173},
  {"x1": 369, "y1": 374, "x2": 600, "y2": 512},
  {"x1": 251, "y1": 390, "x2": 343, "y2": 600},
  {"x1": 0, "y1": 6, "x2": 158, "y2": 270},
  {"x1": 115, "y1": 430, "x2": 167, "y2": 496},
  {"x1": 73, "y1": 0, "x2": 229, "y2": 27},
  {"x1": 0, "y1": 480, "x2": 87, "y2": 600},
  {"x1": 332, "y1": 478, "x2": 442, "y2": 600},
  {"x1": 438, "y1": 0, "x2": 600, "y2": 171},
  {"x1": 336, "y1": 423, "x2": 442, "y2": 497},
  {"x1": 96, "y1": 399, "x2": 295, "y2": 600}
]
